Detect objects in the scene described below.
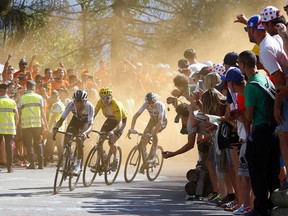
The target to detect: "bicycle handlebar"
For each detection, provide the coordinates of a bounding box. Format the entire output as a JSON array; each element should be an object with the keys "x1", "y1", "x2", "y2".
[
  {"x1": 53, "y1": 131, "x2": 82, "y2": 141},
  {"x1": 90, "y1": 130, "x2": 107, "y2": 136}
]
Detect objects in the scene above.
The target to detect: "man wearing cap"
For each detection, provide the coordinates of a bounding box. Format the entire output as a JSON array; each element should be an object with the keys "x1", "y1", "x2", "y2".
[
  {"x1": 18, "y1": 80, "x2": 48, "y2": 169},
  {"x1": 0, "y1": 83, "x2": 18, "y2": 173},
  {"x1": 223, "y1": 52, "x2": 239, "y2": 71},
  {"x1": 238, "y1": 50, "x2": 280, "y2": 216},
  {"x1": 258, "y1": 7, "x2": 288, "y2": 192},
  {"x1": 13, "y1": 58, "x2": 32, "y2": 87}
]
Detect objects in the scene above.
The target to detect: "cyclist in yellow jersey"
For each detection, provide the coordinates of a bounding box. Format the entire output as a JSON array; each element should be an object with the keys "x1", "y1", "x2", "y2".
[{"x1": 94, "y1": 87, "x2": 128, "y2": 171}]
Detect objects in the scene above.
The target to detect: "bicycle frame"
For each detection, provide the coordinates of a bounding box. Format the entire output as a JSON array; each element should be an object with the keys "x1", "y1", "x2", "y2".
[
  {"x1": 83, "y1": 130, "x2": 122, "y2": 186},
  {"x1": 53, "y1": 131, "x2": 83, "y2": 194}
]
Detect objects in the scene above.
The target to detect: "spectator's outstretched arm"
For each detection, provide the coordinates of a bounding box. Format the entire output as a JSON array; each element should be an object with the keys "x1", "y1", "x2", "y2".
[
  {"x1": 276, "y1": 23, "x2": 288, "y2": 58},
  {"x1": 163, "y1": 132, "x2": 196, "y2": 159},
  {"x1": 234, "y1": 13, "x2": 248, "y2": 25},
  {"x1": 2, "y1": 54, "x2": 11, "y2": 81}
]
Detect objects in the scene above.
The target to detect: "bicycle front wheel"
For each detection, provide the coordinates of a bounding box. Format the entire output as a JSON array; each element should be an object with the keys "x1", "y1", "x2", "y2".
[
  {"x1": 105, "y1": 146, "x2": 122, "y2": 185},
  {"x1": 53, "y1": 149, "x2": 68, "y2": 194},
  {"x1": 146, "y1": 145, "x2": 164, "y2": 181},
  {"x1": 83, "y1": 146, "x2": 100, "y2": 187},
  {"x1": 124, "y1": 145, "x2": 141, "y2": 183},
  {"x1": 69, "y1": 145, "x2": 82, "y2": 191}
]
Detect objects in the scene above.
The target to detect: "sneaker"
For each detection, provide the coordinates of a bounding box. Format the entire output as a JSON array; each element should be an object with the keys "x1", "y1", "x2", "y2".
[
  {"x1": 206, "y1": 192, "x2": 218, "y2": 201},
  {"x1": 207, "y1": 194, "x2": 222, "y2": 205},
  {"x1": 110, "y1": 159, "x2": 118, "y2": 172},
  {"x1": 279, "y1": 178, "x2": 288, "y2": 191},
  {"x1": 241, "y1": 207, "x2": 252, "y2": 215},
  {"x1": 223, "y1": 200, "x2": 237, "y2": 210},
  {"x1": 232, "y1": 204, "x2": 245, "y2": 215},
  {"x1": 147, "y1": 155, "x2": 157, "y2": 164},
  {"x1": 217, "y1": 193, "x2": 235, "y2": 207}
]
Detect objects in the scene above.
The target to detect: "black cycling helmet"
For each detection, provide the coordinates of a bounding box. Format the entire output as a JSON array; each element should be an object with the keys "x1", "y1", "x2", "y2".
[
  {"x1": 145, "y1": 92, "x2": 157, "y2": 103},
  {"x1": 73, "y1": 89, "x2": 88, "y2": 102}
]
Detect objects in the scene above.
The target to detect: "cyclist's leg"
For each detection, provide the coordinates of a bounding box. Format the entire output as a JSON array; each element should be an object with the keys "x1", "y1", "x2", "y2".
[
  {"x1": 150, "y1": 119, "x2": 167, "y2": 159},
  {"x1": 100, "y1": 118, "x2": 117, "y2": 158},
  {"x1": 109, "y1": 118, "x2": 127, "y2": 159}
]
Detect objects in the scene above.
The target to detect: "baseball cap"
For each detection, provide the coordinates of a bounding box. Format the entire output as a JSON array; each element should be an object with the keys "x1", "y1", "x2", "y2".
[
  {"x1": 27, "y1": 80, "x2": 36, "y2": 86},
  {"x1": 260, "y1": 6, "x2": 281, "y2": 22},
  {"x1": 221, "y1": 67, "x2": 244, "y2": 83},
  {"x1": 19, "y1": 58, "x2": 27, "y2": 65},
  {"x1": 223, "y1": 52, "x2": 239, "y2": 66},
  {"x1": 212, "y1": 63, "x2": 226, "y2": 76},
  {"x1": 193, "y1": 66, "x2": 212, "y2": 77},
  {"x1": 245, "y1": 15, "x2": 265, "y2": 31},
  {"x1": 0, "y1": 83, "x2": 8, "y2": 90},
  {"x1": 33, "y1": 62, "x2": 40, "y2": 67}
]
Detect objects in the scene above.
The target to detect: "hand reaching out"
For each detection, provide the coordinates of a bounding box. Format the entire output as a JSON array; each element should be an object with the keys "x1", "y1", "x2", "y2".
[{"x1": 234, "y1": 13, "x2": 248, "y2": 25}]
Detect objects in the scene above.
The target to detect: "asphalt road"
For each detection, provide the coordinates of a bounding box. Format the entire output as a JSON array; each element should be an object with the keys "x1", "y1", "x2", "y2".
[{"x1": 0, "y1": 160, "x2": 233, "y2": 216}]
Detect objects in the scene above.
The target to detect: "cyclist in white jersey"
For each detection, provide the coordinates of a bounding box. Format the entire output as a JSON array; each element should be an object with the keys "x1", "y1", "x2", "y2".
[
  {"x1": 53, "y1": 89, "x2": 94, "y2": 175},
  {"x1": 128, "y1": 92, "x2": 167, "y2": 163}
]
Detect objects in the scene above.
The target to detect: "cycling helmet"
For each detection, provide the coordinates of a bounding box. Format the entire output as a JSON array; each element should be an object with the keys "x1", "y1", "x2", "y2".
[
  {"x1": 145, "y1": 92, "x2": 157, "y2": 103},
  {"x1": 99, "y1": 87, "x2": 112, "y2": 97},
  {"x1": 73, "y1": 89, "x2": 88, "y2": 101}
]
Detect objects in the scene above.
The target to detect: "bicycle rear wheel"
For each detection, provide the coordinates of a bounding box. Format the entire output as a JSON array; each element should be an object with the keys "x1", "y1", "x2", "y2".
[
  {"x1": 146, "y1": 145, "x2": 164, "y2": 181},
  {"x1": 53, "y1": 149, "x2": 68, "y2": 194},
  {"x1": 83, "y1": 146, "x2": 100, "y2": 187},
  {"x1": 124, "y1": 145, "x2": 141, "y2": 183},
  {"x1": 105, "y1": 146, "x2": 122, "y2": 185},
  {"x1": 69, "y1": 145, "x2": 82, "y2": 191}
]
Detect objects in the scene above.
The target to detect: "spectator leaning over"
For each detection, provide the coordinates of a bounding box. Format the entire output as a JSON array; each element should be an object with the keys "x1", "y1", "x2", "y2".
[
  {"x1": 239, "y1": 50, "x2": 280, "y2": 216},
  {"x1": 0, "y1": 83, "x2": 19, "y2": 173},
  {"x1": 248, "y1": 13, "x2": 288, "y2": 191},
  {"x1": 18, "y1": 80, "x2": 48, "y2": 169},
  {"x1": 177, "y1": 58, "x2": 194, "y2": 84}
]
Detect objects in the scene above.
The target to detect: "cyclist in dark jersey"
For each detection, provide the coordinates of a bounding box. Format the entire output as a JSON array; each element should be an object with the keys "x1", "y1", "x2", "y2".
[{"x1": 53, "y1": 90, "x2": 94, "y2": 175}]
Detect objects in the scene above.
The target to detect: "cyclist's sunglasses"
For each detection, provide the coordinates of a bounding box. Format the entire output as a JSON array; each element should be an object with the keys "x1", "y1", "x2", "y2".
[{"x1": 101, "y1": 96, "x2": 112, "y2": 100}]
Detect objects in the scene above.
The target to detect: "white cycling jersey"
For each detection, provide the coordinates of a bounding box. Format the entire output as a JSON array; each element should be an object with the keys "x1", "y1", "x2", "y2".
[
  {"x1": 137, "y1": 101, "x2": 167, "y2": 120},
  {"x1": 61, "y1": 101, "x2": 94, "y2": 123}
]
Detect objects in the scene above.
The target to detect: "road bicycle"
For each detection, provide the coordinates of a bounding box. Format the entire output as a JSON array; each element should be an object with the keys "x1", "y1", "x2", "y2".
[
  {"x1": 53, "y1": 131, "x2": 83, "y2": 194},
  {"x1": 82, "y1": 130, "x2": 122, "y2": 187},
  {"x1": 124, "y1": 131, "x2": 164, "y2": 183}
]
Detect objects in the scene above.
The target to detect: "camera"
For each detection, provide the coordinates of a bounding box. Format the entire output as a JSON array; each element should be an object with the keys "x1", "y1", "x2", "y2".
[{"x1": 166, "y1": 97, "x2": 177, "y2": 105}]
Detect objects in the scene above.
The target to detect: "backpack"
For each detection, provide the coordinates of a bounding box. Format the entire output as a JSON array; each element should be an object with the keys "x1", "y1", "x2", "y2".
[{"x1": 249, "y1": 75, "x2": 278, "y2": 129}]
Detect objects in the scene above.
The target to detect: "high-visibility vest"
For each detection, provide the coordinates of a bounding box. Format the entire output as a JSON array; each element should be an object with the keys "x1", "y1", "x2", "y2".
[
  {"x1": 48, "y1": 100, "x2": 65, "y2": 132},
  {"x1": 20, "y1": 92, "x2": 43, "y2": 128},
  {"x1": 0, "y1": 97, "x2": 17, "y2": 135}
]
